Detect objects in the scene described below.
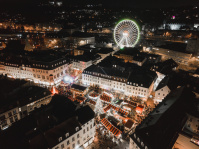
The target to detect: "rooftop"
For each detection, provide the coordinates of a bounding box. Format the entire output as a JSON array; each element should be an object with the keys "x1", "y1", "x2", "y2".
[
  {"x1": 97, "y1": 48, "x2": 114, "y2": 54},
  {"x1": 131, "y1": 87, "x2": 195, "y2": 149},
  {"x1": 155, "y1": 42, "x2": 189, "y2": 54},
  {"x1": 155, "y1": 76, "x2": 170, "y2": 91},
  {"x1": 0, "y1": 95, "x2": 94, "y2": 149},
  {"x1": 0, "y1": 85, "x2": 51, "y2": 114},
  {"x1": 84, "y1": 65, "x2": 130, "y2": 79},
  {"x1": 76, "y1": 105, "x2": 95, "y2": 125},
  {"x1": 71, "y1": 84, "x2": 87, "y2": 92}
]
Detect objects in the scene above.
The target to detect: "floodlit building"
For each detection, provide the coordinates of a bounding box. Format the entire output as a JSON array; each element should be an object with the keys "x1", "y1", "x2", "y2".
[
  {"x1": 154, "y1": 76, "x2": 171, "y2": 103},
  {"x1": 82, "y1": 65, "x2": 157, "y2": 100},
  {"x1": 0, "y1": 95, "x2": 95, "y2": 149},
  {"x1": 0, "y1": 55, "x2": 71, "y2": 86},
  {"x1": 0, "y1": 79, "x2": 52, "y2": 130}
]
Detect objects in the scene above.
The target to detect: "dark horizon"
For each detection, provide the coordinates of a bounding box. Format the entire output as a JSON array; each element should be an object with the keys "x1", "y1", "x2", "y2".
[{"x1": 0, "y1": 0, "x2": 198, "y2": 9}]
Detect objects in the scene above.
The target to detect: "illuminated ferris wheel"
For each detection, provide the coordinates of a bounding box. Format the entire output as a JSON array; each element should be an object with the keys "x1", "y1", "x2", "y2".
[{"x1": 114, "y1": 19, "x2": 140, "y2": 48}]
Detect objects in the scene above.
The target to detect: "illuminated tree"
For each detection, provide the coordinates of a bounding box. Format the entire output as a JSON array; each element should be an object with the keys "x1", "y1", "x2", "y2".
[{"x1": 94, "y1": 97, "x2": 104, "y2": 115}]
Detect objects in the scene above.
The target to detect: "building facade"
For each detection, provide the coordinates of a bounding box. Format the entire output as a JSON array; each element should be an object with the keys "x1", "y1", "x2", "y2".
[
  {"x1": 82, "y1": 65, "x2": 157, "y2": 100},
  {"x1": 53, "y1": 117, "x2": 95, "y2": 149},
  {"x1": 0, "y1": 57, "x2": 70, "y2": 86},
  {"x1": 0, "y1": 86, "x2": 52, "y2": 130}
]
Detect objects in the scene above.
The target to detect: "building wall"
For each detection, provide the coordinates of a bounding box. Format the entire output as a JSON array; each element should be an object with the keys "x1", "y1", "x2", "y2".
[
  {"x1": 72, "y1": 61, "x2": 92, "y2": 72},
  {"x1": 77, "y1": 37, "x2": 95, "y2": 46},
  {"x1": 20, "y1": 94, "x2": 52, "y2": 118},
  {"x1": 52, "y1": 118, "x2": 95, "y2": 149},
  {"x1": 0, "y1": 63, "x2": 5, "y2": 75},
  {"x1": 184, "y1": 114, "x2": 199, "y2": 135},
  {"x1": 0, "y1": 107, "x2": 20, "y2": 130},
  {"x1": 168, "y1": 23, "x2": 185, "y2": 30},
  {"x1": 129, "y1": 134, "x2": 149, "y2": 149},
  {"x1": 153, "y1": 72, "x2": 165, "y2": 91},
  {"x1": 82, "y1": 73, "x2": 154, "y2": 99},
  {"x1": 115, "y1": 54, "x2": 133, "y2": 62},
  {"x1": 129, "y1": 137, "x2": 141, "y2": 149},
  {"x1": 154, "y1": 86, "x2": 170, "y2": 103},
  {"x1": 1, "y1": 62, "x2": 69, "y2": 86},
  {"x1": 74, "y1": 49, "x2": 84, "y2": 56},
  {"x1": 0, "y1": 93, "x2": 52, "y2": 130}
]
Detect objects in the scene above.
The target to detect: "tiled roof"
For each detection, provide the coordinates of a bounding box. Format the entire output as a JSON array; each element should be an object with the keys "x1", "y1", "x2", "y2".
[{"x1": 101, "y1": 118, "x2": 122, "y2": 137}]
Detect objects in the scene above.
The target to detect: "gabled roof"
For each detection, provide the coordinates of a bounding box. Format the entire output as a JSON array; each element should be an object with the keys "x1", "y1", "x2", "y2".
[
  {"x1": 0, "y1": 96, "x2": 95, "y2": 149},
  {"x1": 84, "y1": 65, "x2": 130, "y2": 79},
  {"x1": 71, "y1": 84, "x2": 87, "y2": 92},
  {"x1": 130, "y1": 87, "x2": 195, "y2": 149},
  {"x1": 127, "y1": 69, "x2": 157, "y2": 88},
  {"x1": 155, "y1": 76, "x2": 170, "y2": 91},
  {"x1": 76, "y1": 105, "x2": 95, "y2": 125}
]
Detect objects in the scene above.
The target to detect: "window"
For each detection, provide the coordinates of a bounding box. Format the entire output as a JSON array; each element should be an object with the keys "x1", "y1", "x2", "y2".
[
  {"x1": 83, "y1": 129, "x2": 85, "y2": 134},
  {"x1": 76, "y1": 127, "x2": 79, "y2": 131},
  {"x1": 72, "y1": 144, "x2": 75, "y2": 148},
  {"x1": 58, "y1": 137, "x2": 62, "y2": 142},
  {"x1": 65, "y1": 133, "x2": 69, "y2": 137},
  {"x1": 77, "y1": 140, "x2": 80, "y2": 144},
  {"x1": 9, "y1": 117, "x2": 14, "y2": 123},
  {"x1": 8, "y1": 112, "x2": 12, "y2": 117},
  {"x1": 13, "y1": 110, "x2": 17, "y2": 115},
  {"x1": 61, "y1": 144, "x2": 64, "y2": 148},
  {"x1": 77, "y1": 134, "x2": 79, "y2": 138},
  {"x1": 87, "y1": 127, "x2": 89, "y2": 131},
  {"x1": 67, "y1": 140, "x2": 70, "y2": 145},
  {"x1": 72, "y1": 137, "x2": 75, "y2": 142},
  {"x1": 90, "y1": 124, "x2": 92, "y2": 129}
]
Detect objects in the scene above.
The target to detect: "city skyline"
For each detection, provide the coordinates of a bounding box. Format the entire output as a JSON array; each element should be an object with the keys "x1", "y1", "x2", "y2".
[{"x1": 1, "y1": 0, "x2": 199, "y2": 8}]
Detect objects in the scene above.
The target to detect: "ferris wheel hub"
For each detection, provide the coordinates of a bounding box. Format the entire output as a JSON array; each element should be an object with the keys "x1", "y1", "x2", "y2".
[{"x1": 123, "y1": 31, "x2": 129, "y2": 37}]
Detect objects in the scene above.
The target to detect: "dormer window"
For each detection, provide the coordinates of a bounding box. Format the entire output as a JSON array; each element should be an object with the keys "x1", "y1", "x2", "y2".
[
  {"x1": 137, "y1": 137, "x2": 140, "y2": 142},
  {"x1": 65, "y1": 133, "x2": 69, "y2": 137},
  {"x1": 141, "y1": 142, "x2": 144, "y2": 147},
  {"x1": 76, "y1": 127, "x2": 79, "y2": 131},
  {"x1": 58, "y1": 137, "x2": 62, "y2": 142}
]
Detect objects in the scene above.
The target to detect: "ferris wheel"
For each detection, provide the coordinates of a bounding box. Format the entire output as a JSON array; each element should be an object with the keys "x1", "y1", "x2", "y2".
[{"x1": 114, "y1": 19, "x2": 140, "y2": 48}]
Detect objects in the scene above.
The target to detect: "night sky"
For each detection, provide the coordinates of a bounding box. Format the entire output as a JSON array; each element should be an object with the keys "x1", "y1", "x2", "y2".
[{"x1": 1, "y1": 0, "x2": 198, "y2": 8}]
